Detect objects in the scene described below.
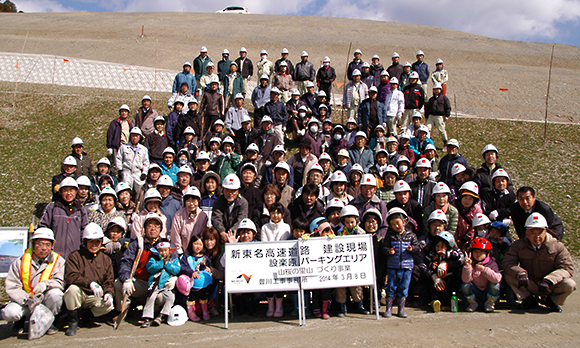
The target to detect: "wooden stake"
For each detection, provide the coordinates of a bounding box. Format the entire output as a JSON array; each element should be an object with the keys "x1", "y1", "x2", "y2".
[
  {"x1": 12, "y1": 31, "x2": 29, "y2": 107},
  {"x1": 544, "y1": 45, "x2": 555, "y2": 142},
  {"x1": 341, "y1": 42, "x2": 352, "y2": 125}
]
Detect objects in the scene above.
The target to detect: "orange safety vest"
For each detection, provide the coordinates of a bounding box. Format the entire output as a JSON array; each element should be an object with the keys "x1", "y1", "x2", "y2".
[{"x1": 20, "y1": 248, "x2": 60, "y2": 294}]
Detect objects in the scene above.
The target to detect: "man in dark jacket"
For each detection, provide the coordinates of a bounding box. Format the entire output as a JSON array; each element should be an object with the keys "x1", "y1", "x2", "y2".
[
  {"x1": 133, "y1": 95, "x2": 159, "y2": 136},
  {"x1": 349, "y1": 174, "x2": 389, "y2": 237},
  {"x1": 347, "y1": 49, "x2": 364, "y2": 81},
  {"x1": 218, "y1": 49, "x2": 232, "y2": 87},
  {"x1": 476, "y1": 144, "x2": 514, "y2": 193},
  {"x1": 256, "y1": 116, "x2": 282, "y2": 165},
  {"x1": 211, "y1": 174, "x2": 249, "y2": 243},
  {"x1": 410, "y1": 158, "x2": 436, "y2": 208},
  {"x1": 174, "y1": 98, "x2": 201, "y2": 145},
  {"x1": 402, "y1": 72, "x2": 424, "y2": 131},
  {"x1": 234, "y1": 115, "x2": 259, "y2": 154},
  {"x1": 411, "y1": 50, "x2": 429, "y2": 101},
  {"x1": 264, "y1": 88, "x2": 287, "y2": 145},
  {"x1": 274, "y1": 48, "x2": 295, "y2": 76},
  {"x1": 358, "y1": 86, "x2": 386, "y2": 135},
  {"x1": 369, "y1": 54, "x2": 385, "y2": 84},
  {"x1": 107, "y1": 104, "x2": 133, "y2": 168},
  {"x1": 199, "y1": 80, "x2": 224, "y2": 136},
  {"x1": 235, "y1": 47, "x2": 253, "y2": 97},
  {"x1": 289, "y1": 183, "x2": 325, "y2": 224},
  {"x1": 387, "y1": 180, "x2": 424, "y2": 235},
  {"x1": 64, "y1": 223, "x2": 115, "y2": 336},
  {"x1": 68, "y1": 137, "x2": 94, "y2": 178},
  {"x1": 316, "y1": 56, "x2": 336, "y2": 97},
  {"x1": 510, "y1": 187, "x2": 564, "y2": 240},
  {"x1": 293, "y1": 51, "x2": 316, "y2": 95},
  {"x1": 193, "y1": 46, "x2": 212, "y2": 89},
  {"x1": 386, "y1": 52, "x2": 404, "y2": 85},
  {"x1": 438, "y1": 139, "x2": 468, "y2": 186},
  {"x1": 425, "y1": 83, "x2": 451, "y2": 146}
]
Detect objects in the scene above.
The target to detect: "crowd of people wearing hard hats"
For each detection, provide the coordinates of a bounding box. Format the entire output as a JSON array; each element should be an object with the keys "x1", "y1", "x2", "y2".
[{"x1": 1, "y1": 46, "x2": 576, "y2": 338}]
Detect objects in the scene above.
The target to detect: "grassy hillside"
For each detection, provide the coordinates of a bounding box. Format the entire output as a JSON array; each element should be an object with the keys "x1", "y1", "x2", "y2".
[{"x1": 0, "y1": 82, "x2": 578, "y2": 253}]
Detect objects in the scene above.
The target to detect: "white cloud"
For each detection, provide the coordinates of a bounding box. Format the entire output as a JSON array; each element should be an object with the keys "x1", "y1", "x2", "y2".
[{"x1": 15, "y1": 0, "x2": 72, "y2": 12}]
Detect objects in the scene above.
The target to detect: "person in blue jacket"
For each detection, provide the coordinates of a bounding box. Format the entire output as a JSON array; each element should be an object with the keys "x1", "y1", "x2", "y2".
[
  {"x1": 409, "y1": 125, "x2": 435, "y2": 157},
  {"x1": 358, "y1": 86, "x2": 386, "y2": 136},
  {"x1": 172, "y1": 62, "x2": 196, "y2": 94},
  {"x1": 438, "y1": 139, "x2": 469, "y2": 186},
  {"x1": 348, "y1": 131, "x2": 374, "y2": 173}
]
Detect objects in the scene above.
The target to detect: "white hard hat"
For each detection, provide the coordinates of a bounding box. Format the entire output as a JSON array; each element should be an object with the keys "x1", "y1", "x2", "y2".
[
  {"x1": 261, "y1": 49, "x2": 268, "y2": 55},
  {"x1": 62, "y1": 155, "x2": 77, "y2": 166},
  {"x1": 177, "y1": 165, "x2": 193, "y2": 176},
  {"x1": 76, "y1": 176, "x2": 91, "y2": 187},
  {"x1": 355, "y1": 130, "x2": 367, "y2": 139},
  {"x1": 209, "y1": 136, "x2": 222, "y2": 145},
  {"x1": 246, "y1": 143, "x2": 260, "y2": 153},
  {"x1": 241, "y1": 162, "x2": 257, "y2": 174},
  {"x1": 387, "y1": 207, "x2": 408, "y2": 220},
  {"x1": 409, "y1": 71, "x2": 419, "y2": 79},
  {"x1": 206, "y1": 61, "x2": 214, "y2": 67},
  {"x1": 372, "y1": 54, "x2": 380, "y2": 60},
  {"x1": 362, "y1": 62, "x2": 370, "y2": 68},
  {"x1": 183, "y1": 186, "x2": 202, "y2": 202},
  {"x1": 347, "y1": 117, "x2": 357, "y2": 124},
  {"x1": 425, "y1": 144, "x2": 436, "y2": 151},
  {"x1": 261, "y1": 115, "x2": 273, "y2": 124},
  {"x1": 200, "y1": 46, "x2": 208, "y2": 52},
  {"x1": 115, "y1": 182, "x2": 132, "y2": 194},
  {"x1": 472, "y1": 213, "x2": 491, "y2": 228},
  {"x1": 393, "y1": 180, "x2": 411, "y2": 193},
  {"x1": 317, "y1": 90, "x2": 327, "y2": 97},
  {"x1": 148, "y1": 163, "x2": 161, "y2": 173},
  {"x1": 142, "y1": 95, "x2": 152, "y2": 101},
  {"x1": 301, "y1": 51, "x2": 308, "y2": 57},
  {"x1": 279, "y1": 61, "x2": 288, "y2": 67},
  {"x1": 386, "y1": 135, "x2": 399, "y2": 144},
  {"x1": 241, "y1": 114, "x2": 252, "y2": 124},
  {"x1": 428, "y1": 209, "x2": 448, "y2": 225},
  {"x1": 234, "y1": 93, "x2": 245, "y2": 100},
  {"x1": 157, "y1": 174, "x2": 174, "y2": 187},
  {"x1": 436, "y1": 58, "x2": 444, "y2": 64},
  {"x1": 305, "y1": 81, "x2": 315, "y2": 88},
  {"x1": 183, "y1": 126, "x2": 195, "y2": 135},
  {"x1": 106, "y1": 216, "x2": 127, "y2": 234},
  {"x1": 167, "y1": 305, "x2": 188, "y2": 327},
  {"x1": 272, "y1": 144, "x2": 286, "y2": 154},
  {"x1": 292, "y1": 89, "x2": 301, "y2": 96},
  {"x1": 492, "y1": 168, "x2": 510, "y2": 181},
  {"x1": 385, "y1": 165, "x2": 399, "y2": 176},
  {"x1": 240, "y1": 47, "x2": 247, "y2": 52},
  {"x1": 361, "y1": 174, "x2": 377, "y2": 187},
  {"x1": 354, "y1": 49, "x2": 362, "y2": 54},
  {"x1": 99, "y1": 187, "x2": 117, "y2": 201},
  {"x1": 222, "y1": 49, "x2": 230, "y2": 55},
  {"x1": 399, "y1": 133, "x2": 411, "y2": 140},
  {"x1": 307, "y1": 163, "x2": 324, "y2": 176},
  {"x1": 144, "y1": 212, "x2": 163, "y2": 226},
  {"x1": 323, "y1": 56, "x2": 331, "y2": 63},
  {"x1": 308, "y1": 117, "x2": 320, "y2": 127},
  {"x1": 187, "y1": 97, "x2": 198, "y2": 105},
  {"x1": 352, "y1": 69, "x2": 361, "y2": 76},
  {"x1": 331, "y1": 170, "x2": 348, "y2": 183},
  {"x1": 451, "y1": 163, "x2": 467, "y2": 177},
  {"x1": 368, "y1": 86, "x2": 378, "y2": 93},
  {"x1": 222, "y1": 173, "x2": 241, "y2": 190},
  {"x1": 415, "y1": 158, "x2": 431, "y2": 168},
  {"x1": 350, "y1": 163, "x2": 364, "y2": 174},
  {"x1": 274, "y1": 161, "x2": 290, "y2": 174},
  {"x1": 482, "y1": 144, "x2": 499, "y2": 156},
  {"x1": 416, "y1": 50, "x2": 425, "y2": 56},
  {"x1": 327, "y1": 198, "x2": 345, "y2": 211},
  {"x1": 130, "y1": 127, "x2": 143, "y2": 137},
  {"x1": 209, "y1": 76, "x2": 220, "y2": 84},
  {"x1": 432, "y1": 182, "x2": 451, "y2": 195},
  {"x1": 319, "y1": 152, "x2": 332, "y2": 162},
  {"x1": 340, "y1": 205, "x2": 360, "y2": 218},
  {"x1": 31, "y1": 228, "x2": 55, "y2": 241},
  {"x1": 362, "y1": 207, "x2": 382, "y2": 225},
  {"x1": 238, "y1": 218, "x2": 257, "y2": 233},
  {"x1": 381, "y1": 70, "x2": 390, "y2": 76},
  {"x1": 375, "y1": 148, "x2": 388, "y2": 159},
  {"x1": 447, "y1": 139, "x2": 460, "y2": 148},
  {"x1": 144, "y1": 188, "x2": 162, "y2": 202},
  {"x1": 403, "y1": 61, "x2": 412, "y2": 67},
  {"x1": 270, "y1": 87, "x2": 282, "y2": 94},
  {"x1": 83, "y1": 223, "x2": 104, "y2": 240},
  {"x1": 162, "y1": 147, "x2": 175, "y2": 156},
  {"x1": 433, "y1": 83, "x2": 442, "y2": 89},
  {"x1": 389, "y1": 77, "x2": 399, "y2": 84},
  {"x1": 396, "y1": 156, "x2": 410, "y2": 165},
  {"x1": 459, "y1": 181, "x2": 479, "y2": 197},
  {"x1": 97, "y1": 157, "x2": 111, "y2": 167},
  {"x1": 60, "y1": 177, "x2": 78, "y2": 189},
  {"x1": 183, "y1": 61, "x2": 192, "y2": 67},
  {"x1": 412, "y1": 111, "x2": 423, "y2": 119},
  {"x1": 260, "y1": 74, "x2": 270, "y2": 81},
  {"x1": 173, "y1": 97, "x2": 185, "y2": 105},
  {"x1": 281, "y1": 48, "x2": 289, "y2": 54},
  {"x1": 119, "y1": 104, "x2": 130, "y2": 112},
  {"x1": 418, "y1": 125, "x2": 429, "y2": 134},
  {"x1": 71, "y1": 137, "x2": 84, "y2": 147},
  {"x1": 223, "y1": 136, "x2": 235, "y2": 145},
  {"x1": 525, "y1": 213, "x2": 549, "y2": 229},
  {"x1": 196, "y1": 151, "x2": 210, "y2": 162},
  {"x1": 392, "y1": 52, "x2": 400, "y2": 58}
]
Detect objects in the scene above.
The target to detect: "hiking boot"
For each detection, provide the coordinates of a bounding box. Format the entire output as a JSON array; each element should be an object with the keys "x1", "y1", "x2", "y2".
[
  {"x1": 11, "y1": 318, "x2": 25, "y2": 336},
  {"x1": 465, "y1": 295, "x2": 478, "y2": 312},
  {"x1": 46, "y1": 324, "x2": 58, "y2": 335},
  {"x1": 382, "y1": 297, "x2": 393, "y2": 318},
  {"x1": 354, "y1": 301, "x2": 370, "y2": 315},
  {"x1": 65, "y1": 310, "x2": 79, "y2": 336}
]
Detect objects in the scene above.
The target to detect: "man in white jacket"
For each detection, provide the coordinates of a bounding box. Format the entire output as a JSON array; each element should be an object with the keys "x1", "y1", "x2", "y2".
[
  {"x1": 384, "y1": 77, "x2": 405, "y2": 136},
  {"x1": 116, "y1": 127, "x2": 150, "y2": 192}
]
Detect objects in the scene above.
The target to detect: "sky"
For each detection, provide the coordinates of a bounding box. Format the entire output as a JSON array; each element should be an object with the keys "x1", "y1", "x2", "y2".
[{"x1": 9, "y1": 0, "x2": 580, "y2": 47}]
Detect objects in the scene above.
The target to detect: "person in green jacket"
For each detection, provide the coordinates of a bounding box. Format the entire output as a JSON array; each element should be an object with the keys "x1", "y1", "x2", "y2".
[
  {"x1": 211, "y1": 136, "x2": 240, "y2": 181},
  {"x1": 223, "y1": 62, "x2": 245, "y2": 109}
]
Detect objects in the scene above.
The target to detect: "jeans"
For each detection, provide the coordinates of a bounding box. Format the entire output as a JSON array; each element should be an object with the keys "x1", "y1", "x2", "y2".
[
  {"x1": 461, "y1": 282, "x2": 500, "y2": 302},
  {"x1": 386, "y1": 268, "x2": 412, "y2": 298}
]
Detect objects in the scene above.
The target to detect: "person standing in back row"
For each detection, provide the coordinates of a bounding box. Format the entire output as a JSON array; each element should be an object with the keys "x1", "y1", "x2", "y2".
[
  {"x1": 347, "y1": 49, "x2": 364, "y2": 81},
  {"x1": 235, "y1": 47, "x2": 253, "y2": 97},
  {"x1": 134, "y1": 95, "x2": 159, "y2": 136},
  {"x1": 412, "y1": 50, "x2": 430, "y2": 102},
  {"x1": 294, "y1": 51, "x2": 316, "y2": 95},
  {"x1": 193, "y1": 46, "x2": 212, "y2": 96},
  {"x1": 425, "y1": 83, "x2": 451, "y2": 146},
  {"x1": 316, "y1": 56, "x2": 336, "y2": 98},
  {"x1": 431, "y1": 58, "x2": 448, "y2": 95},
  {"x1": 275, "y1": 48, "x2": 295, "y2": 76}
]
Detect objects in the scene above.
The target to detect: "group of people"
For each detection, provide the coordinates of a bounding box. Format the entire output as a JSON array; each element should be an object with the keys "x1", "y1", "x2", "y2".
[{"x1": 1, "y1": 46, "x2": 575, "y2": 338}]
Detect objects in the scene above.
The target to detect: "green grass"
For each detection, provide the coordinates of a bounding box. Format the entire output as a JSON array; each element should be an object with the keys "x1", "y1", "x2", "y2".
[{"x1": 0, "y1": 82, "x2": 579, "y2": 254}]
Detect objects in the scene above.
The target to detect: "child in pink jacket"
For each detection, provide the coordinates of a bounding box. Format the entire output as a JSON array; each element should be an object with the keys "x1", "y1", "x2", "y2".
[{"x1": 461, "y1": 237, "x2": 502, "y2": 312}]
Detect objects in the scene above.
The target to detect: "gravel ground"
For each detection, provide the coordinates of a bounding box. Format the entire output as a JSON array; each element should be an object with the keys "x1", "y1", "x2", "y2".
[{"x1": 1, "y1": 12, "x2": 579, "y2": 123}]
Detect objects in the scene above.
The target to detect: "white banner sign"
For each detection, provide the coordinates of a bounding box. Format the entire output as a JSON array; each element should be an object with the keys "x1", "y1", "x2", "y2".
[{"x1": 0, "y1": 227, "x2": 28, "y2": 278}]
